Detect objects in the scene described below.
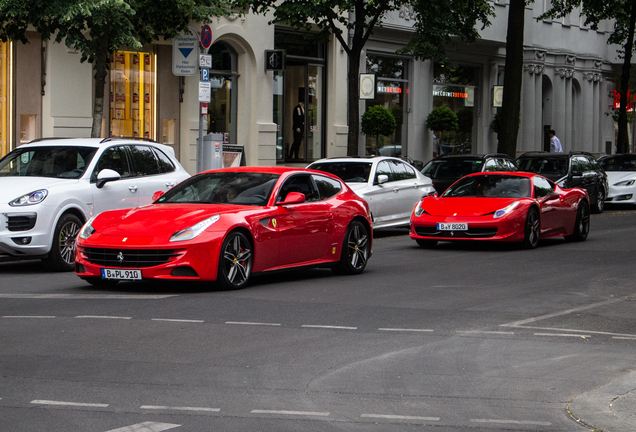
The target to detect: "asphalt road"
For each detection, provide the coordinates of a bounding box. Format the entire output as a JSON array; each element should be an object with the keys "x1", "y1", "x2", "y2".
[{"x1": 1, "y1": 206, "x2": 636, "y2": 432}]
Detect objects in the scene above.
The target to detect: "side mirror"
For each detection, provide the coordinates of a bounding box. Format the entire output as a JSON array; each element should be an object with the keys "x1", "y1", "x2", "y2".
[
  {"x1": 428, "y1": 191, "x2": 438, "y2": 198},
  {"x1": 152, "y1": 190, "x2": 165, "y2": 201},
  {"x1": 96, "y1": 169, "x2": 121, "y2": 189},
  {"x1": 377, "y1": 174, "x2": 389, "y2": 185},
  {"x1": 277, "y1": 191, "x2": 306, "y2": 206},
  {"x1": 571, "y1": 170, "x2": 583, "y2": 178}
]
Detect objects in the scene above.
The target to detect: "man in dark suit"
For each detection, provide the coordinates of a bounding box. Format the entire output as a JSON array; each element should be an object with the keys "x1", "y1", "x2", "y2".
[{"x1": 290, "y1": 94, "x2": 305, "y2": 160}]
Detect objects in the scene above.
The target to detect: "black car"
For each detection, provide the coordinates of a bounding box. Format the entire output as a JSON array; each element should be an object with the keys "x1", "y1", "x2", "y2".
[
  {"x1": 421, "y1": 153, "x2": 519, "y2": 194},
  {"x1": 517, "y1": 151, "x2": 608, "y2": 213}
]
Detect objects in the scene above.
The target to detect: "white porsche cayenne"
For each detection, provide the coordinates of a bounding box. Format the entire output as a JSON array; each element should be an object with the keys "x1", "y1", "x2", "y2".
[{"x1": 0, "y1": 138, "x2": 190, "y2": 271}]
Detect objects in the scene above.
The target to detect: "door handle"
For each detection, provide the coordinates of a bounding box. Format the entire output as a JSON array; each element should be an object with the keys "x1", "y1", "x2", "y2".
[{"x1": 129, "y1": 186, "x2": 138, "y2": 192}]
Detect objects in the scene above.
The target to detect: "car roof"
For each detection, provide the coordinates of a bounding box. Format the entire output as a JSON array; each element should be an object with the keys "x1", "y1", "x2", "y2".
[
  {"x1": 21, "y1": 137, "x2": 178, "y2": 158},
  {"x1": 432, "y1": 153, "x2": 515, "y2": 161},
  {"x1": 463, "y1": 171, "x2": 536, "y2": 179},
  {"x1": 200, "y1": 166, "x2": 322, "y2": 175},
  {"x1": 310, "y1": 156, "x2": 405, "y2": 164},
  {"x1": 518, "y1": 151, "x2": 596, "y2": 159}
]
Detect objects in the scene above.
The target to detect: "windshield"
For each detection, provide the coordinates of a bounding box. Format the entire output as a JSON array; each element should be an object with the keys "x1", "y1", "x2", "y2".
[
  {"x1": 156, "y1": 172, "x2": 280, "y2": 206},
  {"x1": 517, "y1": 157, "x2": 568, "y2": 178},
  {"x1": 442, "y1": 175, "x2": 532, "y2": 198},
  {"x1": 599, "y1": 155, "x2": 636, "y2": 172},
  {"x1": 0, "y1": 146, "x2": 97, "y2": 179},
  {"x1": 309, "y1": 162, "x2": 372, "y2": 183},
  {"x1": 421, "y1": 158, "x2": 483, "y2": 179}
]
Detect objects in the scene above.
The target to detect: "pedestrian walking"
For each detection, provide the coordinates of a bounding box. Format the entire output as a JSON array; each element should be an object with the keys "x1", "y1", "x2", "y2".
[{"x1": 549, "y1": 130, "x2": 563, "y2": 153}]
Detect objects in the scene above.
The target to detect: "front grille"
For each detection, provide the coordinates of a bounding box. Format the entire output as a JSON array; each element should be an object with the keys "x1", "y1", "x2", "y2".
[
  {"x1": 82, "y1": 247, "x2": 179, "y2": 268},
  {"x1": 7, "y1": 214, "x2": 37, "y2": 232},
  {"x1": 415, "y1": 226, "x2": 498, "y2": 238}
]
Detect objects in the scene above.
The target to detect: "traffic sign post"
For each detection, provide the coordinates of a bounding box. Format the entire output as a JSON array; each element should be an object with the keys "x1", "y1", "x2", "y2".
[{"x1": 197, "y1": 25, "x2": 213, "y2": 173}]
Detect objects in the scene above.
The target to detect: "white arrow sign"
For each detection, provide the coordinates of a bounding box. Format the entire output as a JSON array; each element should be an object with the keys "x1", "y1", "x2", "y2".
[{"x1": 105, "y1": 421, "x2": 180, "y2": 432}]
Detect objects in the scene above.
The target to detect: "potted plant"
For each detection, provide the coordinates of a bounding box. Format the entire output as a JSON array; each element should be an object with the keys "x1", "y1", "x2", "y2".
[
  {"x1": 426, "y1": 106, "x2": 459, "y2": 155},
  {"x1": 361, "y1": 105, "x2": 397, "y2": 154}
]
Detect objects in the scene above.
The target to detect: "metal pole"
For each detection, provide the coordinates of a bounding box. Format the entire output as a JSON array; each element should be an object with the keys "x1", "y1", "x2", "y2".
[{"x1": 197, "y1": 105, "x2": 204, "y2": 172}]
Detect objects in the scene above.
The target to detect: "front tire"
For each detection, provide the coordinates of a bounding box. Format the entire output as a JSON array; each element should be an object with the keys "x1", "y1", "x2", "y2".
[
  {"x1": 522, "y1": 208, "x2": 540, "y2": 249},
  {"x1": 334, "y1": 220, "x2": 370, "y2": 275},
  {"x1": 565, "y1": 201, "x2": 590, "y2": 242},
  {"x1": 592, "y1": 189, "x2": 605, "y2": 213},
  {"x1": 42, "y1": 213, "x2": 82, "y2": 272},
  {"x1": 217, "y1": 231, "x2": 253, "y2": 290}
]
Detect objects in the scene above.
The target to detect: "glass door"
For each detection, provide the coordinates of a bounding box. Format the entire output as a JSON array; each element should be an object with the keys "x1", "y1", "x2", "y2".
[{"x1": 306, "y1": 65, "x2": 323, "y2": 161}]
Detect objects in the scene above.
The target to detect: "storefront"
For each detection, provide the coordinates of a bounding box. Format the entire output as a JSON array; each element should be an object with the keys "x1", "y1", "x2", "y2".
[
  {"x1": 273, "y1": 30, "x2": 326, "y2": 163},
  {"x1": 0, "y1": 40, "x2": 12, "y2": 157},
  {"x1": 205, "y1": 42, "x2": 237, "y2": 145}
]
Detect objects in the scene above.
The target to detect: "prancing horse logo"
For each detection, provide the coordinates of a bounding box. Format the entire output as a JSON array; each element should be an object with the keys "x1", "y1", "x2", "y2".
[{"x1": 117, "y1": 252, "x2": 124, "y2": 263}]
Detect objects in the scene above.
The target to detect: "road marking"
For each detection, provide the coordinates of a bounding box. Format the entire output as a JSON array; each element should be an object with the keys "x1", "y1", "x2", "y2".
[
  {"x1": 76, "y1": 315, "x2": 132, "y2": 320},
  {"x1": 457, "y1": 330, "x2": 514, "y2": 335},
  {"x1": 0, "y1": 294, "x2": 176, "y2": 299},
  {"x1": 31, "y1": 399, "x2": 108, "y2": 408},
  {"x1": 140, "y1": 405, "x2": 220, "y2": 412},
  {"x1": 302, "y1": 325, "x2": 357, "y2": 330},
  {"x1": 500, "y1": 298, "x2": 623, "y2": 327},
  {"x1": 225, "y1": 321, "x2": 281, "y2": 326},
  {"x1": 534, "y1": 333, "x2": 590, "y2": 338},
  {"x1": 612, "y1": 336, "x2": 636, "y2": 340},
  {"x1": 152, "y1": 319, "x2": 204, "y2": 323},
  {"x1": 251, "y1": 409, "x2": 330, "y2": 416},
  {"x1": 378, "y1": 328, "x2": 434, "y2": 332},
  {"x1": 2, "y1": 315, "x2": 55, "y2": 319},
  {"x1": 470, "y1": 419, "x2": 551, "y2": 426},
  {"x1": 361, "y1": 414, "x2": 440, "y2": 421},
  {"x1": 508, "y1": 325, "x2": 636, "y2": 338},
  {"x1": 105, "y1": 422, "x2": 180, "y2": 432}
]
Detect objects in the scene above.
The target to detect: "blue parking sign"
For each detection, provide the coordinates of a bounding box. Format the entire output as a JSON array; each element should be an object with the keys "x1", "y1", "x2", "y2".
[{"x1": 201, "y1": 68, "x2": 209, "y2": 82}]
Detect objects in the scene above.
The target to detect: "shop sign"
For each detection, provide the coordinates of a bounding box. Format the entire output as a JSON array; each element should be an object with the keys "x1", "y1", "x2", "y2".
[
  {"x1": 359, "y1": 74, "x2": 376, "y2": 99},
  {"x1": 172, "y1": 27, "x2": 199, "y2": 76},
  {"x1": 433, "y1": 89, "x2": 467, "y2": 98},
  {"x1": 377, "y1": 85, "x2": 402, "y2": 94},
  {"x1": 265, "y1": 50, "x2": 285, "y2": 72},
  {"x1": 613, "y1": 90, "x2": 635, "y2": 112}
]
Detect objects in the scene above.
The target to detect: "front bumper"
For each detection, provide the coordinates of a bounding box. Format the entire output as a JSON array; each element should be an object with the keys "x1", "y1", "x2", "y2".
[
  {"x1": 606, "y1": 185, "x2": 636, "y2": 204},
  {"x1": 410, "y1": 213, "x2": 526, "y2": 243},
  {"x1": 0, "y1": 208, "x2": 52, "y2": 257}
]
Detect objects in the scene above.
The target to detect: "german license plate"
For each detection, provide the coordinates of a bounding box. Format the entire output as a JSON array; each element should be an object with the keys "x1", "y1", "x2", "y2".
[
  {"x1": 437, "y1": 222, "x2": 468, "y2": 231},
  {"x1": 101, "y1": 268, "x2": 142, "y2": 280}
]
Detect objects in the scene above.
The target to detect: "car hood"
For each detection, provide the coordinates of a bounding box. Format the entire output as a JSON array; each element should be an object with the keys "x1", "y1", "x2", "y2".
[
  {"x1": 0, "y1": 177, "x2": 78, "y2": 202},
  {"x1": 607, "y1": 171, "x2": 636, "y2": 183},
  {"x1": 93, "y1": 204, "x2": 252, "y2": 237},
  {"x1": 421, "y1": 197, "x2": 523, "y2": 217}
]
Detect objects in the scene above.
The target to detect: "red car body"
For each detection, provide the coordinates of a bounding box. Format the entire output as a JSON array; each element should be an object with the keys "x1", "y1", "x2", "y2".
[
  {"x1": 75, "y1": 167, "x2": 372, "y2": 288},
  {"x1": 410, "y1": 171, "x2": 590, "y2": 248}
]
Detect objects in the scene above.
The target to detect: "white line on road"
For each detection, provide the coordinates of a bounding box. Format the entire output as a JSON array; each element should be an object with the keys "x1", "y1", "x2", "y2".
[
  {"x1": 457, "y1": 330, "x2": 515, "y2": 335},
  {"x1": 140, "y1": 405, "x2": 220, "y2": 412},
  {"x1": 612, "y1": 336, "x2": 636, "y2": 340},
  {"x1": 251, "y1": 409, "x2": 330, "y2": 416},
  {"x1": 2, "y1": 316, "x2": 55, "y2": 319},
  {"x1": 378, "y1": 328, "x2": 434, "y2": 332},
  {"x1": 105, "y1": 422, "x2": 180, "y2": 432},
  {"x1": 152, "y1": 319, "x2": 204, "y2": 323},
  {"x1": 534, "y1": 333, "x2": 590, "y2": 338},
  {"x1": 31, "y1": 399, "x2": 108, "y2": 408},
  {"x1": 470, "y1": 419, "x2": 551, "y2": 426},
  {"x1": 508, "y1": 325, "x2": 636, "y2": 338},
  {"x1": 302, "y1": 325, "x2": 357, "y2": 330},
  {"x1": 361, "y1": 414, "x2": 440, "y2": 421},
  {"x1": 225, "y1": 321, "x2": 281, "y2": 326},
  {"x1": 500, "y1": 298, "x2": 623, "y2": 327},
  {"x1": 0, "y1": 294, "x2": 176, "y2": 299},
  {"x1": 75, "y1": 316, "x2": 132, "y2": 320}
]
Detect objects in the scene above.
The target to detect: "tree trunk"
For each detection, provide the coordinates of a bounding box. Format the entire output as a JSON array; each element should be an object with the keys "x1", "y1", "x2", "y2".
[
  {"x1": 347, "y1": 48, "x2": 361, "y2": 156},
  {"x1": 498, "y1": 0, "x2": 525, "y2": 158},
  {"x1": 616, "y1": 0, "x2": 636, "y2": 153},
  {"x1": 91, "y1": 34, "x2": 109, "y2": 138}
]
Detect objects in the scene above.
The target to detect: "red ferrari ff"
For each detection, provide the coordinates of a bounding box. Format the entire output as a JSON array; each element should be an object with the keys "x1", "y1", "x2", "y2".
[
  {"x1": 410, "y1": 172, "x2": 589, "y2": 249},
  {"x1": 75, "y1": 167, "x2": 372, "y2": 289}
]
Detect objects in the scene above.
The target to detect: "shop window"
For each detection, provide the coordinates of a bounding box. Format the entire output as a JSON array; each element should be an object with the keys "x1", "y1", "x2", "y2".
[
  {"x1": 205, "y1": 43, "x2": 236, "y2": 145},
  {"x1": 0, "y1": 41, "x2": 11, "y2": 157},
  {"x1": 20, "y1": 115, "x2": 36, "y2": 144},
  {"x1": 109, "y1": 51, "x2": 155, "y2": 139},
  {"x1": 162, "y1": 119, "x2": 176, "y2": 144}
]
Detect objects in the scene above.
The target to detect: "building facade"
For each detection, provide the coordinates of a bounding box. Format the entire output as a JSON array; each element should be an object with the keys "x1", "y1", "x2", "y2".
[{"x1": 0, "y1": 1, "x2": 623, "y2": 172}]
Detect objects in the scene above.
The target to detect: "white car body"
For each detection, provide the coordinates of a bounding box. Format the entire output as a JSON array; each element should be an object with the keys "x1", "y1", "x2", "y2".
[
  {"x1": 308, "y1": 156, "x2": 435, "y2": 229},
  {"x1": 605, "y1": 171, "x2": 636, "y2": 204},
  {"x1": 0, "y1": 138, "x2": 190, "y2": 270}
]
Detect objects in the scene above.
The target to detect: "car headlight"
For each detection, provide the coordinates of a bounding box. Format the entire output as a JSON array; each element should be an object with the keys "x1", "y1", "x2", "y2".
[
  {"x1": 614, "y1": 179, "x2": 635, "y2": 187},
  {"x1": 9, "y1": 189, "x2": 48, "y2": 206},
  {"x1": 494, "y1": 201, "x2": 521, "y2": 219},
  {"x1": 170, "y1": 215, "x2": 221, "y2": 242},
  {"x1": 78, "y1": 216, "x2": 97, "y2": 240},
  {"x1": 414, "y1": 200, "x2": 425, "y2": 217}
]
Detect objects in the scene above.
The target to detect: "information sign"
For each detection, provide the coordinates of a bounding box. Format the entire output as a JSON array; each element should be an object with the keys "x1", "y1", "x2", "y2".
[{"x1": 172, "y1": 27, "x2": 199, "y2": 76}]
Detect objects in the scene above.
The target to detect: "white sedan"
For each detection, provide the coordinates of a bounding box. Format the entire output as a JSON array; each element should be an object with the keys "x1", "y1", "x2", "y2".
[
  {"x1": 599, "y1": 154, "x2": 636, "y2": 205},
  {"x1": 0, "y1": 138, "x2": 190, "y2": 271},
  {"x1": 308, "y1": 156, "x2": 434, "y2": 229}
]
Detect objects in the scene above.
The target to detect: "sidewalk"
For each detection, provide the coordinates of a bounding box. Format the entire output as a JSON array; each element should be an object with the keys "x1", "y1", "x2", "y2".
[{"x1": 568, "y1": 370, "x2": 636, "y2": 431}]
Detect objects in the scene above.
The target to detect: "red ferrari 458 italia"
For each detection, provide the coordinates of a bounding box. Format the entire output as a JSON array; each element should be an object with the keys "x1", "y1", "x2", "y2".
[
  {"x1": 410, "y1": 172, "x2": 589, "y2": 249},
  {"x1": 75, "y1": 167, "x2": 372, "y2": 289}
]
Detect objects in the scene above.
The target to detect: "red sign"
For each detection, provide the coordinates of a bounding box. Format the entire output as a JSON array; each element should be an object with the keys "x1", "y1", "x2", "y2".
[
  {"x1": 201, "y1": 102, "x2": 208, "y2": 115},
  {"x1": 613, "y1": 90, "x2": 636, "y2": 112},
  {"x1": 201, "y1": 25, "x2": 212, "y2": 49}
]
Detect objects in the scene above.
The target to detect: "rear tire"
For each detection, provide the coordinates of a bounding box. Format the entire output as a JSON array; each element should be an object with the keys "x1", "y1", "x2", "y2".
[
  {"x1": 217, "y1": 231, "x2": 253, "y2": 290},
  {"x1": 416, "y1": 239, "x2": 438, "y2": 248},
  {"x1": 565, "y1": 201, "x2": 590, "y2": 242},
  {"x1": 592, "y1": 189, "x2": 605, "y2": 213},
  {"x1": 522, "y1": 208, "x2": 540, "y2": 249},
  {"x1": 42, "y1": 213, "x2": 82, "y2": 272},
  {"x1": 334, "y1": 220, "x2": 370, "y2": 275}
]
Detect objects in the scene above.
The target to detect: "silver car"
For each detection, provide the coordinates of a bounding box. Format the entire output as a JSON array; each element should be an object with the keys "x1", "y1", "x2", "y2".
[{"x1": 308, "y1": 156, "x2": 434, "y2": 229}]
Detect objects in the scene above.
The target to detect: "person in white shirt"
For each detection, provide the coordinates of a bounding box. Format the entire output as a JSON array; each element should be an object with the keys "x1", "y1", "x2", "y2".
[{"x1": 549, "y1": 130, "x2": 563, "y2": 153}]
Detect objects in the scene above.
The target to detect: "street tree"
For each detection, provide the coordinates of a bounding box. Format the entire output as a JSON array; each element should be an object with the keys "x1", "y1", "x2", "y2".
[
  {"x1": 540, "y1": 0, "x2": 636, "y2": 153},
  {"x1": 0, "y1": 0, "x2": 228, "y2": 138},
  {"x1": 234, "y1": 0, "x2": 493, "y2": 156}
]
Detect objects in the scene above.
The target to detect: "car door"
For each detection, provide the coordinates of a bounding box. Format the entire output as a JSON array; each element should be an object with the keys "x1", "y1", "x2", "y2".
[
  {"x1": 274, "y1": 174, "x2": 333, "y2": 265},
  {"x1": 389, "y1": 160, "x2": 424, "y2": 222},
  {"x1": 534, "y1": 176, "x2": 570, "y2": 235},
  {"x1": 90, "y1": 145, "x2": 139, "y2": 216},
  {"x1": 128, "y1": 145, "x2": 181, "y2": 205},
  {"x1": 362, "y1": 160, "x2": 398, "y2": 226}
]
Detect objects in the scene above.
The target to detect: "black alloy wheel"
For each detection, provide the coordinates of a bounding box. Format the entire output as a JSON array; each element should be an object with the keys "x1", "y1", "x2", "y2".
[
  {"x1": 522, "y1": 208, "x2": 540, "y2": 249},
  {"x1": 334, "y1": 220, "x2": 370, "y2": 275},
  {"x1": 218, "y1": 231, "x2": 253, "y2": 289},
  {"x1": 42, "y1": 213, "x2": 82, "y2": 272},
  {"x1": 565, "y1": 201, "x2": 590, "y2": 242}
]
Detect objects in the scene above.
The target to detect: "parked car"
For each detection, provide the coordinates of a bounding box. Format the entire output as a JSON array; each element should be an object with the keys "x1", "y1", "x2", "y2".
[
  {"x1": 308, "y1": 156, "x2": 435, "y2": 229},
  {"x1": 598, "y1": 154, "x2": 636, "y2": 205},
  {"x1": 75, "y1": 167, "x2": 372, "y2": 289},
  {"x1": 421, "y1": 153, "x2": 520, "y2": 194},
  {"x1": 0, "y1": 137, "x2": 190, "y2": 271},
  {"x1": 517, "y1": 151, "x2": 608, "y2": 213},
  {"x1": 410, "y1": 172, "x2": 590, "y2": 249}
]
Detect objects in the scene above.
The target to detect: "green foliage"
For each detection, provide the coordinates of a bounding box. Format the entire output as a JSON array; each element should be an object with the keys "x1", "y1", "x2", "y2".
[
  {"x1": 361, "y1": 105, "x2": 397, "y2": 137},
  {"x1": 426, "y1": 106, "x2": 459, "y2": 133}
]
